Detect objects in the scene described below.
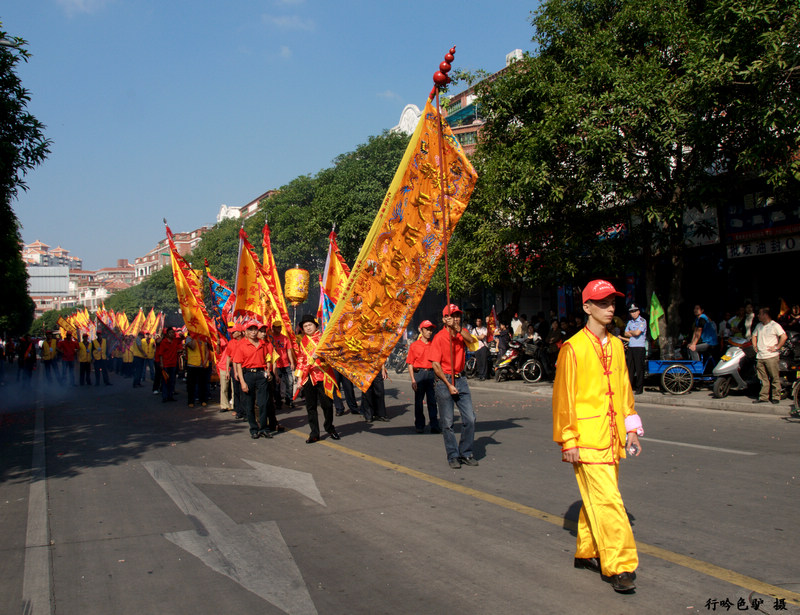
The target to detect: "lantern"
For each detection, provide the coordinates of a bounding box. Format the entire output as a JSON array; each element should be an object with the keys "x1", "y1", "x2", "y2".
[{"x1": 285, "y1": 265, "x2": 309, "y2": 306}]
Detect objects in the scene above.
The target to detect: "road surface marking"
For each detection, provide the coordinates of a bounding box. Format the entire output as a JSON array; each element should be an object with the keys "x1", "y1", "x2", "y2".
[
  {"x1": 144, "y1": 460, "x2": 321, "y2": 615},
  {"x1": 289, "y1": 430, "x2": 799, "y2": 606},
  {"x1": 22, "y1": 402, "x2": 53, "y2": 615},
  {"x1": 643, "y1": 437, "x2": 757, "y2": 455}
]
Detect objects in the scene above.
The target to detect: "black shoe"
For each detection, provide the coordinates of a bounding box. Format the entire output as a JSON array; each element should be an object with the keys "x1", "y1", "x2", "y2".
[
  {"x1": 459, "y1": 456, "x2": 479, "y2": 466},
  {"x1": 415, "y1": 428, "x2": 425, "y2": 434},
  {"x1": 327, "y1": 430, "x2": 341, "y2": 440},
  {"x1": 250, "y1": 432, "x2": 259, "y2": 439},
  {"x1": 287, "y1": 400, "x2": 294, "y2": 409},
  {"x1": 574, "y1": 557, "x2": 601, "y2": 574},
  {"x1": 771, "y1": 400, "x2": 780, "y2": 404},
  {"x1": 258, "y1": 430, "x2": 272, "y2": 439},
  {"x1": 375, "y1": 416, "x2": 390, "y2": 422},
  {"x1": 430, "y1": 427, "x2": 442, "y2": 434},
  {"x1": 274, "y1": 424, "x2": 286, "y2": 433},
  {"x1": 609, "y1": 572, "x2": 636, "y2": 593},
  {"x1": 306, "y1": 435, "x2": 320, "y2": 444},
  {"x1": 753, "y1": 399, "x2": 767, "y2": 404},
  {"x1": 335, "y1": 410, "x2": 344, "y2": 416},
  {"x1": 448, "y1": 458, "x2": 461, "y2": 469},
  {"x1": 219, "y1": 408, "x2": 229, "y2": 413}
]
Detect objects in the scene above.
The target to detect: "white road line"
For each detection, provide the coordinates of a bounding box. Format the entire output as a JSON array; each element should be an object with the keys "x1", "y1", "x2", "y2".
[
  {"x1": 644, "y1": 437, "x2": 757, "y2": 455},
  {"x1": 22, "y1": 404, "x2": 52, "y2": 615}
]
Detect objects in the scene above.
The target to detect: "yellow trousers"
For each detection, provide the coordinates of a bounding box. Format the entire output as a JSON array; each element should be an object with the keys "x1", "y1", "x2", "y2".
[{"x1": 573, "y1": 462, "x2": 638, "y2": 576}]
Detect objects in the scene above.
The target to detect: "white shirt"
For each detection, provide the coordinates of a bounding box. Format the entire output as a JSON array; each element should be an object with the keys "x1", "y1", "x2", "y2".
[{"x1": 753, "y1": 320, "x2": 786, "y2": 360}]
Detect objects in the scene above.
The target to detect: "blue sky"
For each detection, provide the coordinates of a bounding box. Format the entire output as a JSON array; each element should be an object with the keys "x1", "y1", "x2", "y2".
[{"x1": 4, "y1": 0, "x2": 538, "y2": 270}]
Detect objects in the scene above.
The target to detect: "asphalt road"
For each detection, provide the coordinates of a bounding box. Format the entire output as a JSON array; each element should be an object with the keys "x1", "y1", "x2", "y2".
[{"x1": 1, "y1": 373, "x2": 798, "y2": 615}]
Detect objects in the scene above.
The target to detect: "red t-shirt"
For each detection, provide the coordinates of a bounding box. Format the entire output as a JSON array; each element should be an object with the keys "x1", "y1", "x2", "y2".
[
  {"x1": 406, "y1": 339, "x2": 433, "y2": 369},
  {"x1": 155, "y1": 337, "x2": 183, "y2": 368},
  {"x1": 428, "y1": 328, "x2": 466, "y2": 374},
  {"x1": 232, "y1": 338, "x2": 273, "y2": 369},
  {"x1": 271, "y1": 333, "x2": 292, "y2": 368},
  {"x1": 58, "y1": 339, "x2": 79, "y2": 361}
]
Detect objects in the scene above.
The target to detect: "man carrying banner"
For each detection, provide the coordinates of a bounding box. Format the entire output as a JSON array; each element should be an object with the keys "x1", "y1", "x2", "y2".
[
  {"x1": 429, "y1": 304, "x2": 479, "y2": 469},
  {"x1": 155, "y1": 328, "x2": 182, "y2": 402},
  {"x1": 296, "y1": 315, "x2": 339, "y2": 443}
]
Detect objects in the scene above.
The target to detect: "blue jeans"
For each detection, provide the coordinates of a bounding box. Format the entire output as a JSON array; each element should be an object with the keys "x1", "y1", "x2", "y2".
[{"x1": 434, "y1": 376, "x2": 475, "y2": 461}]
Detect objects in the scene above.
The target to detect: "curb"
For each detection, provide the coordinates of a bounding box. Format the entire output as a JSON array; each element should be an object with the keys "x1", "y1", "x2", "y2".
[{"x1": 392, "y1": 370, "x2": 794, "y2": 416}]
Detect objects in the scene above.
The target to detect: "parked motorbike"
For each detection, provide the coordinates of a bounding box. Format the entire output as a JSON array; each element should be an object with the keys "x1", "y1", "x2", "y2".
[
  {"x1": 712, "y1": 337, "x2": 758, "y2": 398},
  {"x1": 520, "y1": 339, "x2": 554, "y2": 383},
  {"x1": 713, "y1": 331, "x2": 800, "y2": 399},
  {"x1": 387, "y1": 342, "x2": 409, "y2": 374},
  {"x1": 494, "y1": 340, "x2": 526, "y2": 381}
]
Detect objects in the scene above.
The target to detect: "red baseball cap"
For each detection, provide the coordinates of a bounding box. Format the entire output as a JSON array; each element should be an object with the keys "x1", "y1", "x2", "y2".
[
  {"x1": 582, "y1": 279, "x2": 624, "y2": 303},
  {"x1": 245, "y1": 320, "x2": 261, "y2": 329},
  {"x1": 442, "y1": 304, "x2": 462, "y2": 316},
  {"x1": 419, "y1": 320, "x2": 435, "y2": 329}
]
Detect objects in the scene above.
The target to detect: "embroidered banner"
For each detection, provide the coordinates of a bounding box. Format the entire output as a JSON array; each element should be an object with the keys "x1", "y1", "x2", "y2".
[{"x1": 315, "y1": 98, "x2": 477, "y2": 391}]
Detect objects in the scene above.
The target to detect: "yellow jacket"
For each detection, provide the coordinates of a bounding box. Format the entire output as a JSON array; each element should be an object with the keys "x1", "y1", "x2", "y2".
[
  {"x1": 78, "y1": 341, "x2": 93, "y2": 363},
  {"x1": 185, "y1": 338, "x2": 210, "y2": 367},
  {"x1": 42, "y1": 339, "x2": 58, "y2": 361},
  {"x1": 552, "y1": 328, "x2": 639, "y2": 464},
  {"x1": 142, "y1": 338, "x2": 156, "y2": 359},
  {"x1": 92, "y1": 338, "x2": 108, "y2": 361}
]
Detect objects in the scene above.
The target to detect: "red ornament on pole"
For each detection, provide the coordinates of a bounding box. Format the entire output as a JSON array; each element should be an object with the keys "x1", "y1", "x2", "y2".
[{"x1": 431, "y1": 45, "x2": 456, "y2": 94}]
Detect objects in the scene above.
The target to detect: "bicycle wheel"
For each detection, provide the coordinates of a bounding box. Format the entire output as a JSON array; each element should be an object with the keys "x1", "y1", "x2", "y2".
[
  {"x1": 521, "y1": 359, "x2": 543, "y2": 383},
  {"x1": 660, "y1": 364, "x2": 694, "y2": 395}
]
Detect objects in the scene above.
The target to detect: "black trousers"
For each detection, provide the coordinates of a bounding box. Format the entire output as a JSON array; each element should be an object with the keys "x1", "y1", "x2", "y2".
[
  {"x1": 304, "y1": 380, "x2": 334, "y2": 438},
  {"x1": 626, "y1": 346, "x2": 646, "y2": 394},
  {"x1": 475, "y1": 346, "x2": 489, "y2": 379},
  {"x1": 360, "y1": 376, "x2": 386, "y2": 421},
  {"x1": 242, "y1": 370, "x2": 275, "y2": 435}
]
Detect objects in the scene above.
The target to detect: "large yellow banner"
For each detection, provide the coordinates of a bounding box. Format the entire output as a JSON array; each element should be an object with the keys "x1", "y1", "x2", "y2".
[{"x1": 315, "y1": 99, "x2": 478, "y2": 391}]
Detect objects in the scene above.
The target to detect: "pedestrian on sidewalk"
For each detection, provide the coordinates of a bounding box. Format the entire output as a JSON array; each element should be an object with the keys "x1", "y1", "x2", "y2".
[
  {"x1": 553, "y1": 279, "x2": 643, "y2": 594},
  {"x1": 752, "y1": 306, "x2": 787, "y2": 405},
  {"x1": 623, "y1": 303, "x2": 647, "y2": 395},
  {"x1": 406, "y1": 320, "x2": 440, "y2": 434}
]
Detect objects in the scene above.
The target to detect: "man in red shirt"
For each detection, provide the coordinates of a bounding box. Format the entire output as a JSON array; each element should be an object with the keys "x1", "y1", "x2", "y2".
[
  {"x1": 155, "y1": 328, "x2": 183, "y2": 402},
  {"x1": 57, "y1": 332, "x2": 79, "y2": 387},
  {"x1": 406, "y1": 320, "x2": 441, "y2": 434},
  {"x1": 232, "y1": 321, "x2": 275, "y2": 439},
  {"x1": 429, "y1": 304, "x2": 479, "y2": 469},
  {"x1": 270, "y1": 319, "x2": 296, "y2": 410},
  {"x1": 225, "y1": 324, "x2": 246, "y2": 419}
]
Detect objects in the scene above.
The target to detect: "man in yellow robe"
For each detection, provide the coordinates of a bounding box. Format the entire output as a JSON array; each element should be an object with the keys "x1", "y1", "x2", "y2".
[{"x1": 553, "y1": 279, "x2": 643, "y2": 593}]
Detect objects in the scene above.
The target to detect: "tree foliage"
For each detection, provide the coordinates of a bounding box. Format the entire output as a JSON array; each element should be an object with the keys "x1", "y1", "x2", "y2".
[
  {"x1": 0, "y1": 24, "x2": 51, "y2": 335},
  {"x1": 449, "y1": 0, "x2": 800, "y2": 331}
]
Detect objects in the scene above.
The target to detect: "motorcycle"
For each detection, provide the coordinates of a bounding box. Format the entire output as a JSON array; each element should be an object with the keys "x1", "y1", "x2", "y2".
[
  {"x1": 711, "y1": 337, "x2": 758, "y2": 398},
  {"x1": 387, "y1": 342, "x2": 409, "y2": 374},
  {"x1": 520, "y1": 339, "x2": 554, "y2": 383},
  {"x1": 494, "y1": 340, "x2": 525, "y2": 381},
  {"x1": 713, "y1": 331, "x2": 800, "y2": 399}
]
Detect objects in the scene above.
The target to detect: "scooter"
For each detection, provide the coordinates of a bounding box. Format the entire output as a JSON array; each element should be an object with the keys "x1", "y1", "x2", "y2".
[
  {"x1": 712, "y1": 337, "x2": 758, "y2": 398},
  {"x1": 494, "y1": 340, "x2": 524, "y2": 381}
]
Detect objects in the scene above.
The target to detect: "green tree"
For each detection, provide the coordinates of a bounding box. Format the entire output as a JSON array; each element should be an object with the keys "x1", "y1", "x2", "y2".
[
  {"x1": 453, "y1": 0, "x2": 800, "y2": 335},
  {"x1": 0, "y1": 25, "x2": 51, "y2": 334}
]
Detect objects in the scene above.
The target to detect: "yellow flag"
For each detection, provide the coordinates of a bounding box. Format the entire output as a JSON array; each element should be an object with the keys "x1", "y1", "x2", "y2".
[
  {"x1": 262, "y1": 224, "x2": 298, "y2": 351},
  {"x1": 166, "y1": 224, "x2": 217, "y2": 345},
  {"x1": 316, "y1": 98, "x2": 478, "y2": 391},
  {"x1": 232, "y1": 228, "x2": 277, "y2": 326}
]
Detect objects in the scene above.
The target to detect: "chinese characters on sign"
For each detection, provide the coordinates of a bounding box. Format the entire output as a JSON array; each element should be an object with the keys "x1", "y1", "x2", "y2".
[
  {"x1": 727, "y1": 235, "x2": 799, "y2": 259},
  {"x1": 704, "y1": 596, "x2": 787, "y2": 611}
]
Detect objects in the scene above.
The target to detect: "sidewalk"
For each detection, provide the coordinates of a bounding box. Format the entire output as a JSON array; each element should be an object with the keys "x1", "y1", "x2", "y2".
[{"x1": 392, "y1": 370, "x2": 796, "y2": 416}]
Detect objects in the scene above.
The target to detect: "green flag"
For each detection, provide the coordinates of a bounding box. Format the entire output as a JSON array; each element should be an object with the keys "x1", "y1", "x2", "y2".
[{"x1": 650, "y1": 292, "x2": 665, "y2": 339}]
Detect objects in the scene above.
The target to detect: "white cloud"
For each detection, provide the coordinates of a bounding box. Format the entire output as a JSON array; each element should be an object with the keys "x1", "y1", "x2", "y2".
[
  {"x1": 377, "y1": 90, "x2": 402, "y2": 101},
  {"x1": 56, "y1": 0, "x2": 113, "y2": 15},
  {"x1": 262, "y1": 14, "x2": 315, "y2": 31},
  {"x1": 279, "y1": 45, "x2": 292, "y2": 59}
]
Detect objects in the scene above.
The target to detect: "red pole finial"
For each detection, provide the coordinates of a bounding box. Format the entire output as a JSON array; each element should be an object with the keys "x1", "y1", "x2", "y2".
[{"x1": 431, "y1": 45, "x2": 456, "y2": 97}]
